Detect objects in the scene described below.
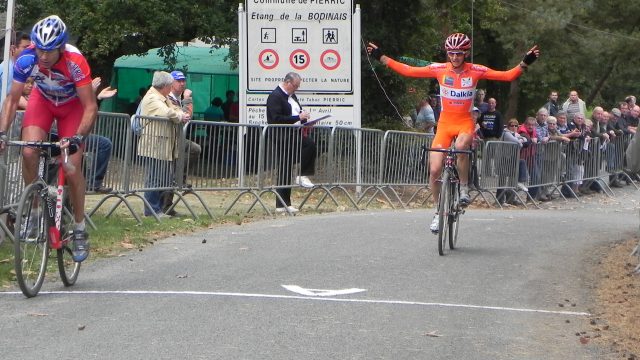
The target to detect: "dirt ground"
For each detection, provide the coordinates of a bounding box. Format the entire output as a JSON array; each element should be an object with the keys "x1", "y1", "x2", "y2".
[{"x1": 590, "y1": 238, "x2": 640, "y2": 359}]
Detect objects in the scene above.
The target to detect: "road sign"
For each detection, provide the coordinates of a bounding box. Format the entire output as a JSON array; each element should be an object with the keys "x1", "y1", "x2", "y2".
[
  {"x1": 320, "y1": 49, "x2": 341, "y2": 70},
  {"x1": 258, "y1": 49, "x2": 279, "y2": 70},
  {"x1": 289, "y1": 49, "x2": 310, "y2": 70},
  {"x1": 245, "y1": 0, "x2": 353, "y2": 92}
]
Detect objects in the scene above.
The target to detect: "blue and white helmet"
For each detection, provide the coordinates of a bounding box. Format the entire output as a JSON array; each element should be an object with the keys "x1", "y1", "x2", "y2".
[{"x1": 31, "y1": 15, "x2": 68, "y2": 51}]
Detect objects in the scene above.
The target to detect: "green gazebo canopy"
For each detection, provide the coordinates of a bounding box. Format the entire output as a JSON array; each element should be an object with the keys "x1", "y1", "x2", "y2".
[{"x1": 105, "y1": 46, "x2": 239, "y2": 117}]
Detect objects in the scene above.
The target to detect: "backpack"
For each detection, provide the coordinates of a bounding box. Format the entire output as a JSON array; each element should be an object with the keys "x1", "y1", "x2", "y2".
[{"x1": 131, "y1": 103, "x2": 144, "y2": 136}]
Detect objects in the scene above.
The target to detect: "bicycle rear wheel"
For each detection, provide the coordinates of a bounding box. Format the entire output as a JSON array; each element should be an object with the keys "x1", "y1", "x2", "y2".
[
  {"x1": 57, "y1": 193, "x2": 80, "y2": 286},
  {"x1": 14, "y1": 182, "x2": 49, "y2": 298},
  {"x1": 438, "y1": 171, "x2": 452, "y2": 256}
]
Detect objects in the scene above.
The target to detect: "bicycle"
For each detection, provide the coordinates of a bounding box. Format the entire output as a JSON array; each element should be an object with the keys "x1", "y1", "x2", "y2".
[
  {"x1": 424, "y1": 145, "x2": 474, "y2": 256},
  {"x1": 8, "y1": 140, "x2": 81, "y2": 297}
]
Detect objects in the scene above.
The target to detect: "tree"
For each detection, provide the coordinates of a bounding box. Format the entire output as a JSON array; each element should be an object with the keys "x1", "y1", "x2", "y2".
[{"x1": 3, "y1": 0, "x2": 241, "y2": 81}]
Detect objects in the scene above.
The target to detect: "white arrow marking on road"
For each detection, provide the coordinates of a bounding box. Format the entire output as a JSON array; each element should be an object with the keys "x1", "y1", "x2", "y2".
[{"x1": 282, "y1": 285, "x2": 366, "y2": 297}]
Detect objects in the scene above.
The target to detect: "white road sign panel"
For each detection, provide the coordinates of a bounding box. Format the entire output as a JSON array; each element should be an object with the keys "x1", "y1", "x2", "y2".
[{"x1": 246, "y1": 0, "x2": 353, "y2": 92}]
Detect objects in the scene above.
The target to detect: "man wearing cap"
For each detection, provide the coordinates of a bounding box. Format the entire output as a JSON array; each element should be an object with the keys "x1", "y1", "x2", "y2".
[
  {"x1": 163, "y1": 70, "x2": 201, "y2": 215},
  {"x1": 137, "y1": 71, "x2": 190, "y2": 217}
]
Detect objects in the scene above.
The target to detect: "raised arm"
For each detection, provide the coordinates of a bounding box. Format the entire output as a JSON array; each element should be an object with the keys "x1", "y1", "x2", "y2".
[
  {"x1": 366, "y1": 42, "x2": 438, "y2": 78},
  {"x1": 482, "y1": 45, "x2": 540, "y2": 82}
]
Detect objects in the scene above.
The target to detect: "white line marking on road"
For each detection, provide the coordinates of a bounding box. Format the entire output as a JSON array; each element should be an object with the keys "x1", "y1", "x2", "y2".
[
  {"x1": 0, "y1": 290, "x2": 591, "y2": 316},
  {"x1": 282, "y1": 285, "x2": 366, "y2": 296}
]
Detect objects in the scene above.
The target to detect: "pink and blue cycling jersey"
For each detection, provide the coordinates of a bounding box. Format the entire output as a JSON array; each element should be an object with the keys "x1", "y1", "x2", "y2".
[{"x1": 12, "y1": 44, "x2": 92, "y2": 106}]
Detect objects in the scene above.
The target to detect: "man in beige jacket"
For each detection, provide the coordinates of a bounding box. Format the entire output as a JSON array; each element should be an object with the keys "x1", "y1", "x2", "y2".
[{"x1": 137, "y1": 71, "x2": 189, "y2": 216}]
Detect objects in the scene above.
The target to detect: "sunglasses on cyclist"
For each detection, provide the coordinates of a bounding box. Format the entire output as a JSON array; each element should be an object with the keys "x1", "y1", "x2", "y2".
[{"x1": 447, "y1": 51, "x2": 465, "y2": 56}]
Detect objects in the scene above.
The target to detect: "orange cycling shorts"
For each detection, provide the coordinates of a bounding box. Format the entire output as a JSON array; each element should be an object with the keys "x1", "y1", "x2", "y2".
[{"x1": 431, "y1": 114, "x2": 475, "y2": 149}]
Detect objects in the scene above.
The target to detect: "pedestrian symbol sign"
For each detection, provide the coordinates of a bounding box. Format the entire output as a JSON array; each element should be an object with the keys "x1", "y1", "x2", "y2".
[{"x1": 323, "y1": 28, "x2": 338, "y2": 44}]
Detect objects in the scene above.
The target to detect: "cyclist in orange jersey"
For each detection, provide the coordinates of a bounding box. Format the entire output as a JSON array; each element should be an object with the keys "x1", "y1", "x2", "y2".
[{"x1": 367, "y1": 33, "x2": 539, "y2": 233}]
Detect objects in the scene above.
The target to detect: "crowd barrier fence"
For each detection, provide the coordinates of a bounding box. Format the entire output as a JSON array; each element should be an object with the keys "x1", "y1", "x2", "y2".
[{"x1": 1, "y1": 112, "x2": 638, "y2": 232}]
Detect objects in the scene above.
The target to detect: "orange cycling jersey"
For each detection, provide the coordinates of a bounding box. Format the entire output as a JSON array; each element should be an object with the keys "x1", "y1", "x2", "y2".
[{"x1": 386, "y1": 59, "x2": 523, "y2": 147}]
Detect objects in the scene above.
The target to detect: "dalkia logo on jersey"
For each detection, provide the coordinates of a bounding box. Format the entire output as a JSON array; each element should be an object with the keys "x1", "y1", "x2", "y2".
[{"x1": 441, "y1": 87, "x2": 474, "y2": 100}]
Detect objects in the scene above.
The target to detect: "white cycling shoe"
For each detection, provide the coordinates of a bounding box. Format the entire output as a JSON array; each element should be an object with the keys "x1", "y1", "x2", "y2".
[{"x1": 430, "y1": 214, "x2": 439, "y2": 234}]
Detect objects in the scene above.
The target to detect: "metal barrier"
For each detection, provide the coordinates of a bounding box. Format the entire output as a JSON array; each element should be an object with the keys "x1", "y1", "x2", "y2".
[
  {"x1": 477, "y1": 141, "x2": 525, "y2": 208},
  {"x1": 524, "y1": 141, "x2": 565, "y2": 203},
  {"x1": 0, "y1": 111, "x2": 25, "y2": 243},
  {"x1": 2, "y1": 110, "x2": 640, "y2": 238},
  {"x1": 297, "y1": 125, "x2": 360, "y2": 211},
  {"x1": 182, "y1": 121, "x2": 263, "y2": 216},
  {"x1": 330, "y1": 127, "x2": 386, "y2": 209},
  {"x1": 380, "y1": 130, "x2": 432, "y2": 208}
]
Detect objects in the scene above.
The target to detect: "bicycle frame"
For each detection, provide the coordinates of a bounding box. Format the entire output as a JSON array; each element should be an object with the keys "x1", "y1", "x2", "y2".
[
  {"x1": 10, "y1": 140, "x2": 81, "y2": 297},
  {"x1": 47, "y1": 153, "x2": 68, "y2": 250}
]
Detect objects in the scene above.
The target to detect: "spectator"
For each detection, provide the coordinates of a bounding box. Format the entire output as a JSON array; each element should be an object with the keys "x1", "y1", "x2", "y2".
[
  {"x1": 429, "y1": 93, "x2": 441, "y2": 124},
  {"x1": 266, "y1": 72, "x2": 317, "y2": 213},
  {"x1": 17, "y1": 77, "x2": 34, "y2": 110},
  {"x1": 589, "y1": 107, "x2": 610, "y2": 143},
  {"x1": 557, "y1": 110, "x2": 581, "y2": 139},
  {"x1": 163, "y1": 70, "x2": 202, "y2": 215},
  {"x1": 496, "y1": 118, "x2": 529, "y2": 205},
  {"x1": 474, "y1": 88, "x2": 489, "y2": 113},
  {"x1": 627, "y1": 105, "x2": 640, "y2": 134},
  {"x1": 84, "y1": 77, "x2": 117, "y2": 193},
  {"x1": 129, "y1": 87, "x2": 147, "y2": 115},
  {"x1": 137, "y1": 71, "x2": 189, "y2": 217},
  {"x1": 595, "y1": 108, "x2": 625, "y2": 188},
  {"x1": 608, "y1": 108, "x2": 625, "y2": 136},
  {"x1": 222, "y1": 90, "x2": 239, "y2": 122},
  {"x1": 566, "y1": 113, "x2": 591, "y2": 195},
  {"x1": 203, "y1": 97, "x2": 224, "y2": 121},
  {"x1": 546, "y1": 116, "x2": 570, "y2": 143},
  {"x1": 414, "y1": 97, "x2": 435, "y2": 134},
  {"x1": 556, "y1": 110, "x2": 570, "y2": 134},
  {"x1": 562, "y1": 90, "x2": 587, "y2": 122},
  {"x1": 471, "y1": 106, "x2": 483, "y2": 147},
  {"x1": 542, "y1": 90, "x2": 560, "y2": 117},
  {"x1": 617, "y1": 102, "x2": 634, "y2": 135},
  {"x1": 518, "y1": 116, "x2": 545, "y2": 200},
  {"x1": 0, "y1": 31, "x2": 31, "y2": 92},
  {"x1": 478, "y1": 97, "x2": 503, "y2": 140},
  {"x1": 534, "y1": 107, "x2": 550, "y2": 144}
]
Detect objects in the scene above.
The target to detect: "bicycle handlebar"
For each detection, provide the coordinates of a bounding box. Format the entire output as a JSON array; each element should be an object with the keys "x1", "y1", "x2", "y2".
[
  {"x1": 6, "y1": 140, "x2": 62, "y2": 149},
  {"x1": 6, "y1": 140, "x2": 76, "y2": 173},
  {"x1": 422, "y1": 146, "x2": 474, "y2": 155}
]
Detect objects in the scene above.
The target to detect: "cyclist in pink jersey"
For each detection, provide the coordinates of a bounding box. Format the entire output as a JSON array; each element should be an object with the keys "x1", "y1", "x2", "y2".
[
  {"x1": 367, "y1": 33, "x2": 539, "y2": 233},
  {"x1": 0, "y1": 15, "x2": 97, "y2": 261}
]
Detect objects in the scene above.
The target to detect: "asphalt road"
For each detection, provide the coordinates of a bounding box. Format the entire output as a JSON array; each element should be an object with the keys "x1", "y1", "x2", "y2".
[{"x1": 1, "y1": 186, "x2": 638, "y2": 359}]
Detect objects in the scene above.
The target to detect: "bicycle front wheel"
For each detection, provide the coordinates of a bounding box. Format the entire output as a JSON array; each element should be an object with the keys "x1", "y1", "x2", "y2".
[
  {"x1": 57, "y1": 193, "x2": 80, "y2": 286},
  {"x1": 14, "y1": 182, "x2": 49, "y2": 298},
  {"x1": 449, "y1": 181, "x2": 460, "y2": 250},
  {"x1": 438, "y1": 171, "x2": 452, "y2": 256}
]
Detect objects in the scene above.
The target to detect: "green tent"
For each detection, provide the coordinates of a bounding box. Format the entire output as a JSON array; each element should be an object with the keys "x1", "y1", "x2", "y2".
[{"x1": 103, "y1": 46, "x2": 238, "y2": 118}]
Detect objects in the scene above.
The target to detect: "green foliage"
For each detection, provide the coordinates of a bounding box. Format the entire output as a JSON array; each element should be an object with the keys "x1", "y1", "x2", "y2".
[
  {"x1": 1, "y1": 0, "x2": 638, "y2": 126},
  {"x1": 360, "y1": 0, "x2": 640, "y2": 125},
  {"x1": 4, "y1": 0, "x2": 240, "y2": 80}
]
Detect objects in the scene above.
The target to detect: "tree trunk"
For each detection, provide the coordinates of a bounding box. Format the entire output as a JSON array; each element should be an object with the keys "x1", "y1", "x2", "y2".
[
  {"x1": 586, "y1": 59, "x2": 617, "y2": 106},
  {"x1": 505, "y1": 79, "x2": 520, "y2": 121}
]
